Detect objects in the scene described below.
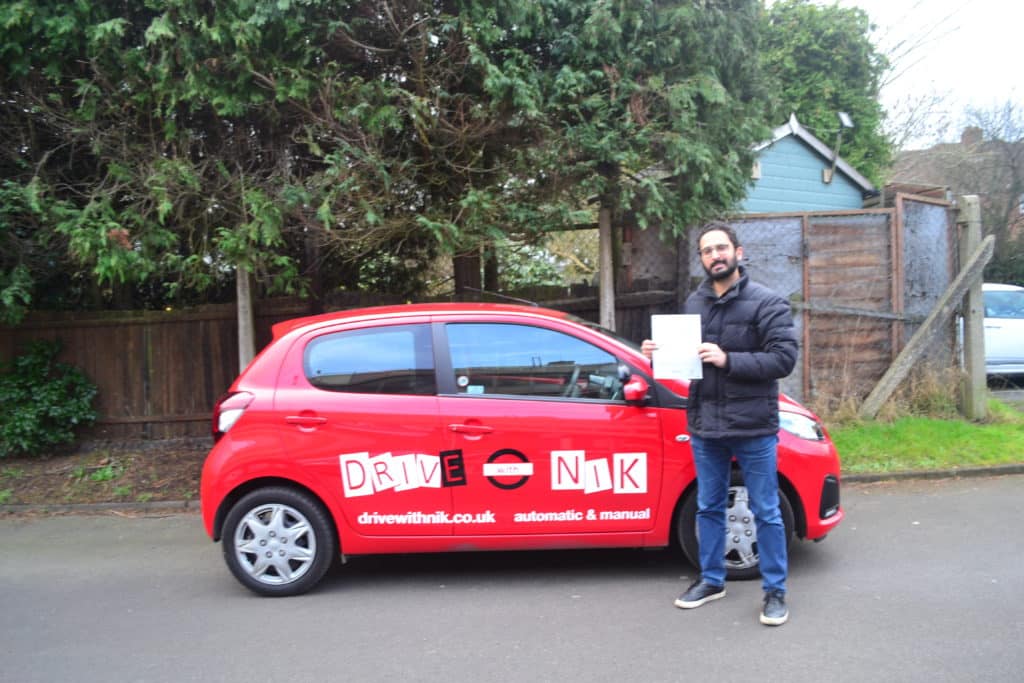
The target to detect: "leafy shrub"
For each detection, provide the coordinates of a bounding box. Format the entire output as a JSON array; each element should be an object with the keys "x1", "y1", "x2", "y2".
[{"x1": 0, "y1": 341, "x2": 97, "y2": 458}]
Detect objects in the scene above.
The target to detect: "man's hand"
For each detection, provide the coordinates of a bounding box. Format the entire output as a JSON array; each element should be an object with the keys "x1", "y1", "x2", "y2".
[
  {"x1": 641, "y1": 339, "x2": 657, "y2": 360},
  {"x1": 697, "y1": 342, "x2": 728, "y2": 368}
]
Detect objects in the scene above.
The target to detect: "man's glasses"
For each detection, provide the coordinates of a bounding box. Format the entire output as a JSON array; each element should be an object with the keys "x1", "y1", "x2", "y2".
[{"x1": 698, "y1": 243, "x2": 732, "y2": 257}]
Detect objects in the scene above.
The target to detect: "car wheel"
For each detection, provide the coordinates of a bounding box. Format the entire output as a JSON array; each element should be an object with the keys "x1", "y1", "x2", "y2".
[
  {"x1": 676, "y1": 475, "x2": 795, "y2": 581},
  {"x1": 221, "y1": 487, "x2": 336, "y2": 597}
]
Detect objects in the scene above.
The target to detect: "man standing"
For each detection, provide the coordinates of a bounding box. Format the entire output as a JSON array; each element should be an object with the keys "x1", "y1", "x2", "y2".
[{"x1": 642, "y1": 222, "x2": 798, "y2": 626}]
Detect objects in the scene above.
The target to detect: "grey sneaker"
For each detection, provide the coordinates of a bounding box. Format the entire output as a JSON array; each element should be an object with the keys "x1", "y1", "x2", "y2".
[
  {"x1": 760, "y1": 590, "x2": 788, "y2": 626},
  {"x1": 674, "y1": 580, "x2": 726, "y2": 609}
]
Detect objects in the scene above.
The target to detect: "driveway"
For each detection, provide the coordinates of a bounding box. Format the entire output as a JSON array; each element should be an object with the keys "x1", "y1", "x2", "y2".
[
  {"x1": 990, "y1": 374, "x2": 1024, "y2": 409},
  {"x1": 992, "y1": 388, "x2": 1024, "y2": 409}
]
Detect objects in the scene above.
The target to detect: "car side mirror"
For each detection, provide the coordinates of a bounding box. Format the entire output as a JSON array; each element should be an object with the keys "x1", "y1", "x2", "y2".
[{"x1": 622, "y1": 376, "x2": 649, "y2": 403}]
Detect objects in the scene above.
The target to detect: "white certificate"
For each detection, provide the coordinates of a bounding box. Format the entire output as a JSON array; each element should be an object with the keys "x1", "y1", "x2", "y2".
[{"x1": 650, "y1": 314, "x2": 703, "y2": 380}]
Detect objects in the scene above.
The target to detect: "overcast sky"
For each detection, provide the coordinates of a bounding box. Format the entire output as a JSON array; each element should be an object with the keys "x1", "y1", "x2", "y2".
[{"x1": 837, "y1": 0, "x2": 1023, "y2": 147}]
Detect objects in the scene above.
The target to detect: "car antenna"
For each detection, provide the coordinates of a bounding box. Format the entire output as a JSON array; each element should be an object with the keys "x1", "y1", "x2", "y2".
[{"x1": 461, "y1": 287, "x2": 539, "y2": 306}]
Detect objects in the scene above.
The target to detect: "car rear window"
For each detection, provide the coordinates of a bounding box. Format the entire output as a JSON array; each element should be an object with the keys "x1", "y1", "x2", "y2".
[
  {"x1": 984, "y1": 290, "x2": 1024, "y2": 319},
  {"x1": 303, "y1": 324, "x2": 436, "y2": 395}
]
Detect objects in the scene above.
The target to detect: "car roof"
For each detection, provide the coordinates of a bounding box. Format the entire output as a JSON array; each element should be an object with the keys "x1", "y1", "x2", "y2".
[
  {"x1": 982, "y1": 283, "x2": 1024, "y2": 292},
  {"x1": 271, "y1": 302, "x2": 575, "y2": 339}
]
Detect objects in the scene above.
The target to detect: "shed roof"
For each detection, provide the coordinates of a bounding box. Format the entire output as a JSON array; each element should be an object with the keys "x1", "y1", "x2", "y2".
[{"x1": 755, "y1": 113, "x2": 876, "y2": 194}]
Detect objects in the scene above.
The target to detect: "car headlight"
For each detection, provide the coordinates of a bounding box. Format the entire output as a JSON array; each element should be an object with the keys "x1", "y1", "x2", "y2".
[{"x1": 779, "y1": 411, "x2": 825, "y2": 441}]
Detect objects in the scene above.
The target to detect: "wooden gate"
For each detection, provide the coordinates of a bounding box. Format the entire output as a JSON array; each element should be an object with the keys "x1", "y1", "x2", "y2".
[{"x1": 803, "y1": 212, "x2": 901, "y2": 403}]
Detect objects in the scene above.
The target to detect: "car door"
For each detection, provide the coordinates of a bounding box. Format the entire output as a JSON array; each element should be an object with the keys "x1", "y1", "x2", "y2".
[
  {"x1": 273, "y1": 320, "x2": 453, "y2": 537},
  {"x1": 437, "y1": 319, "x2": 664, "y2": 537}
]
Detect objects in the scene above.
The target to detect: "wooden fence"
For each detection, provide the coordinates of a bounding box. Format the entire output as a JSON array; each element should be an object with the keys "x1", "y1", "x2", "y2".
[
  {"x1": 0, "y1": 291, "x2": 670, "y2": 440},
  {"x1": 0, "y1": 300, "x2": 312, "y2": 439}
]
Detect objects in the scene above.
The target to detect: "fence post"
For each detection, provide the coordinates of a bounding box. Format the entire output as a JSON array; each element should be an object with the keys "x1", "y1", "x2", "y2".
[
  {"x1": 598, "y1": 206, "x2": 616, "y2": 331},
  {"x1": 237, "y1": 268, "x2": 255, "y2": 369},
  {"x1": 958, "y1": 195, "x2": 987, "y2": 420}
]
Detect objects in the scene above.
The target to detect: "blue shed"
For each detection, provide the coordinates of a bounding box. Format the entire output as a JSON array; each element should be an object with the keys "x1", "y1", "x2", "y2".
[{"x1": 742, "y1": 114, "x2": 876, "y2": 213}]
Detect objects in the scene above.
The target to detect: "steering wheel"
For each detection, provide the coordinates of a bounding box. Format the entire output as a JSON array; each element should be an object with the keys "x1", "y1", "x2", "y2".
[{"x1": 561, "y1": 366, "x2": 582, "y2": 397}]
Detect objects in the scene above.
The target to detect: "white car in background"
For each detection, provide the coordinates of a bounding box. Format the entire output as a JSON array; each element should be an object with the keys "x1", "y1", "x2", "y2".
[{"x1": 983, "y1": 283, "x2": 1024, "y2": 376}]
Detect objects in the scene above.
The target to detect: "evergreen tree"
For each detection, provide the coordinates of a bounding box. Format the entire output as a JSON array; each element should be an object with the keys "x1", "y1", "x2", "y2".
[
  {"x1": 1, "y1": 0, "x2": 775, "y2": 328},
  {"x1": 763, "y1": 0, "x2": 892, "y2": 185}
]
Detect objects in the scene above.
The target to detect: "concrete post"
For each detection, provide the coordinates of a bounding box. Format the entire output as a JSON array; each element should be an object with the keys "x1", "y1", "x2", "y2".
[{"x1": 958, "y1": 195, "x2": 987, "y2": 420}]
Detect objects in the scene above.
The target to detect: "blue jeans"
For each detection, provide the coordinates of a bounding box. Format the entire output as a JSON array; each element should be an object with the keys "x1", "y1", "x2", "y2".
[{"x1": 690, "y1": 434, "x2": 787, "y2": 593}]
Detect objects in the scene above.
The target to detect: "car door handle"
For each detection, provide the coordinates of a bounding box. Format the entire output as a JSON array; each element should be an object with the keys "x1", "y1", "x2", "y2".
[
  {"x1": 285, "y1": 415, "x2": 327, "y2": 427},
  {"x1": 448, "y1": 423, "x2": 494, "y2": 435}
]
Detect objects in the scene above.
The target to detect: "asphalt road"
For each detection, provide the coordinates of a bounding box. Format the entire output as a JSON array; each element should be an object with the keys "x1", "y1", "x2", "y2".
[{"x1": 2, "y1": 475, "x2": 1022, "y2": 683}]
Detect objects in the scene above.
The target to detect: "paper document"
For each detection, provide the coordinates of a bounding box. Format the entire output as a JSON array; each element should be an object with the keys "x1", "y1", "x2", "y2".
[{"x1": 650, "y1": 314, "x2": 703, "y2": 380}]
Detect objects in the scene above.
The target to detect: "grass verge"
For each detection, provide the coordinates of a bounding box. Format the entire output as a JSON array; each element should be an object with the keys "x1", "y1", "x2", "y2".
[{"x1": 830, "y1": 398, "x2": 1024, "y2": 474}]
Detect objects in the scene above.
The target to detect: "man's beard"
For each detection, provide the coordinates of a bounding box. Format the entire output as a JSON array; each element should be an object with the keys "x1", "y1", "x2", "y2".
[{"x1": 703, "y1": 255, "x2": 739, "y2": 281}]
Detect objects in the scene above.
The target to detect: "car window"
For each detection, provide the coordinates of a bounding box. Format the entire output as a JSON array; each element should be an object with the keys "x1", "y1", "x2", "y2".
[
  {"x1": 984, "y1": 291, "x2": 1024, "y2": 319},
  {"x1": 446, "y1": 323, "x2": 621, "y2": 400},
  {"x1": 304, "y1": 324, "x2": 436, "y2": 395}
]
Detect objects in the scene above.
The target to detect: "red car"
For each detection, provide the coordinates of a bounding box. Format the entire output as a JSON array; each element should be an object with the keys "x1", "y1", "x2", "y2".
[{"x1": 201, "y1": 303, "x2": 843, "y2": 596}]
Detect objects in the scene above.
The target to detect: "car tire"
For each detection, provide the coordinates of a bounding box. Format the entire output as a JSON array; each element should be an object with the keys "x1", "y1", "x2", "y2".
[
  {"x1": 221, "y1": 486, "x2": 337, "y2": 597},
  {"x1": 676, "y1": 473, "x2": 795, "y2": 581}
]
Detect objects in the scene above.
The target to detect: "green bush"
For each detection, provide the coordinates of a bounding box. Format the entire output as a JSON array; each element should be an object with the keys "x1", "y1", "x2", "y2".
[{"x1": 0, "y1": 341, "x2": 97, "y2": 458}]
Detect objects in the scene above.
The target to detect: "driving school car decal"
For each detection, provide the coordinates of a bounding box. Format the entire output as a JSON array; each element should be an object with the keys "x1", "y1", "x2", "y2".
[
  {"x1": 353, "y1": 507, "x2": 651, "y2": 527},
  {"x1": 339, "y1": 450, "x2": 465, "y2": 498},
  {"x1": 338, "y1": 449, "x2": 647, "y2": 497},
  {"x1": 512, "y1": 507, "x2": 651, "y2": 522}
]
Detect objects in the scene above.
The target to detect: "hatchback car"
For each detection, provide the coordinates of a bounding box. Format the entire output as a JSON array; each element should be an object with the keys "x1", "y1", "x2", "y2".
[
  {"x1": 983, "y1": 283, "x2": 1024, "y2": 376},
  {"x1": 201, "y1": 303, "x2": 843, "y2": 596}
]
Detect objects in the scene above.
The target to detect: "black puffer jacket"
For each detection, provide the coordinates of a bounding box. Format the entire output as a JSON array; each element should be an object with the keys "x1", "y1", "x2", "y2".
[{"x1": 684, "y1": 266, "x2": 798, "y2": 439}]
